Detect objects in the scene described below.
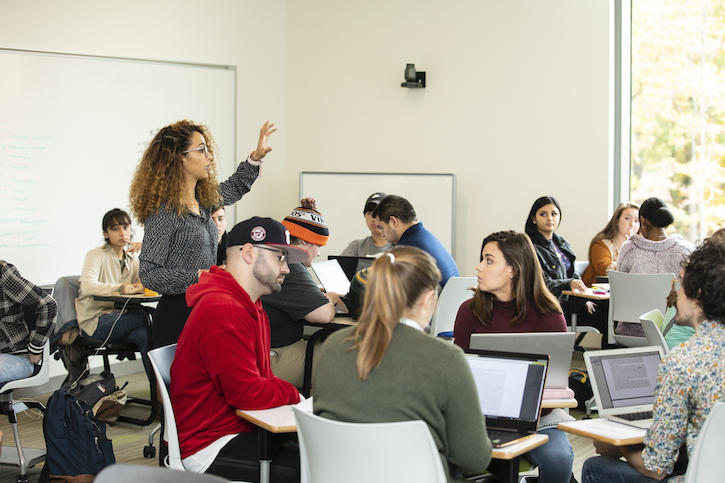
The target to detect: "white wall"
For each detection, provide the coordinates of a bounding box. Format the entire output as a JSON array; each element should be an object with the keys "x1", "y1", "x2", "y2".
[
  {"x1": 2, "y1": 0, "x2": 613, "y2": 278},
  {"x1": 286, "y1": 0, "x2": 613, "y2": 275}
]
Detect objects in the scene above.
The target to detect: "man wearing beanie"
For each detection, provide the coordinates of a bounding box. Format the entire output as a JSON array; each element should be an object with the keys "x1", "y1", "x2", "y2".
[
  {"x1": 262, "y1": 198, "x2": 343, "y2": 389},
  {"x1": 340, "y1": 192, "x2": 391, "y2": 257}
]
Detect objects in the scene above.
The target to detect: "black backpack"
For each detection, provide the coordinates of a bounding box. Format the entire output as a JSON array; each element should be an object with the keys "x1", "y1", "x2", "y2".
[{"x1": 41, "y1": 389, "x2": 115, "y2": 481}]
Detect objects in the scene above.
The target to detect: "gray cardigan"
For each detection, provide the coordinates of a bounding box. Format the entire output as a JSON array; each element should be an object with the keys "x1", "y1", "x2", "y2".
[{"x1": 616, "y1": 234, "x2": 693, "y2": 276}]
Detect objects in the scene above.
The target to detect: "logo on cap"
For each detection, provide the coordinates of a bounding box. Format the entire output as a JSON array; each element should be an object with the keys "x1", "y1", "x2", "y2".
[
  {"x1": 250, "y1": 226, "x2": 267, "y2": 242},
  {"x1": 284, "y1": 230, "x2": 290, "y2": 244}
]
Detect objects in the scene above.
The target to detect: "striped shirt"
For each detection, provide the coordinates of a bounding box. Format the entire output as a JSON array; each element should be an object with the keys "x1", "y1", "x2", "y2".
[
  {"x1": 139, "y1": 159, "x2": 260, "y2": 295},
  {"x1": 0, "y1": 261, "x2": 56, "y2": 354}
]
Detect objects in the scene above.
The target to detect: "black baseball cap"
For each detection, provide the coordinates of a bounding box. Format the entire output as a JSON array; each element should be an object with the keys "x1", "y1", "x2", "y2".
[
  {"x1": 363, "y1": 192, "x2": 386, "y2": 214},
  {"x1": 227, "y1": 216, "x2": 309, "y2": 264}
]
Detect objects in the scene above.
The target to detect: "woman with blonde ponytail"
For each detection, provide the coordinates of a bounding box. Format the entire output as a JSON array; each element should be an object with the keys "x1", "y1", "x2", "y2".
[{"x1": 312, "y1": 246, "x2": 492, "y2": 482}]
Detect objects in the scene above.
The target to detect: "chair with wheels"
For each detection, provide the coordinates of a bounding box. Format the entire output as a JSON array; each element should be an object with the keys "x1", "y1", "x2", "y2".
[
  {"x1": 639, "y1": 310, "x2": 669, "y2": 355},
  {"x1": 429, "y1": 277, "x2": 476, "y2": 338},
  {"x1": 292, "y1": 407, "x2": 448, "y2": 483},
  {"x1": 0, "y1": 341, "x2": 51, "y2": 483},
  {"x1": 147, "y1": 344, "x2": 184, "y2": 471},
  {"x1": 96, "y1": 463, "x2": 230, "y2": 482},
  {"x1": 607, "y1": 271, "x2": 674, "y2": 347},
  {"x1": 684, "y1": 402, "x2": 725, "y2": 482}
]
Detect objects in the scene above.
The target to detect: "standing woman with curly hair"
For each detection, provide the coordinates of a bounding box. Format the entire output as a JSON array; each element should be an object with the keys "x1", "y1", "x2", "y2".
[{"x1": 129, "y1": 120, "x2": 276, "y2": 348}]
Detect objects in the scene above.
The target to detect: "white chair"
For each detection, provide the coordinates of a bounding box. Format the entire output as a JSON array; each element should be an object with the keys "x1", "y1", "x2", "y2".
[
  {"x1": 684, "y1": 402, "x2": 725, "y2": 482},
  {"x1": 0, "y1": 341, "x2": 51, "y2": 483},
  {"x1": 574, "y1": 260, "x2": 589, "y2": 276},
  {"x1": 292, "y1": 407, "x2": 447, "y2": 483},
  {"x1": 429, "y1": 277, "x2": 476, "y2": 337},
  {"x1": 607, "y1": 271, "x2": 674, "y2": 346},
  {"x1": 639, "y1": 310, "x2": 669, "y2": 355},
  {"x1": 96, "y1": 464, "x2": 230, "y2": 482},
  {"x1": 148, "y1": 344, "x2": 184, "y2": 471}
]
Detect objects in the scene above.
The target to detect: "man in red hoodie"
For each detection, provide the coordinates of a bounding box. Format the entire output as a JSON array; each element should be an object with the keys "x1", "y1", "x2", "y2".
[{"x1": 170, "y1": 216, "x2": 309, "y2": 482}]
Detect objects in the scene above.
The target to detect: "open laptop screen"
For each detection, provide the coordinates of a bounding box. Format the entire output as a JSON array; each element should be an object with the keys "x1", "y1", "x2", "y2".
[
  {"x1": 465, "y1": 351, "x2": 548, "y2": 423},
  {"x1": 587, "y1": 350, "x2": 661, "y2": 409}
]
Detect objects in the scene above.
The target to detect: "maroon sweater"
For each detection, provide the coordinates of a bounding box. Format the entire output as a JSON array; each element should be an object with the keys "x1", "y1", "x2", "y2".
[
  {"x1": 171, "y1": 266, "x2": 300, "y2": 458},
  {"x1": 453, "y1": 298, "x2": 566, "y2": 351}
]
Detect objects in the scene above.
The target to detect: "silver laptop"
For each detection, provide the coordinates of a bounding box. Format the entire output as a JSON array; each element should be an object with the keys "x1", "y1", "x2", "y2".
[
  {"x1": 465, "y1": 350, "x2": 549, "y2": 448},
  {"x1": 310, "y1": 259, "x2": 351, "y2": 295},
  {"x1": 584, "y1": 346, "x2": 664, "y2": 429},
  {"x1": 469, "y1": 332, "x2": 575, "y2": 389}
]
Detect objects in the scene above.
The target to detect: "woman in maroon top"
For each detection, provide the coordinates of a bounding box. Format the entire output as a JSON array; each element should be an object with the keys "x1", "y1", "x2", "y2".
[{"x1": 453, "y1": 230, "x2": 573, "y2": 483}]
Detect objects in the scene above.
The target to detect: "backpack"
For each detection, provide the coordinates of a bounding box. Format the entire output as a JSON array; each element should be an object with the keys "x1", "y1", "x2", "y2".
[
  {"x1": 69, "y1": 371, "x2": 127, "y2": 424},
  {"x1": 568, "y1": 369, "x2": 593, "y2": 411},
  {"x1": 41, "y1": 389, "x2": 115, "y2": 482}
]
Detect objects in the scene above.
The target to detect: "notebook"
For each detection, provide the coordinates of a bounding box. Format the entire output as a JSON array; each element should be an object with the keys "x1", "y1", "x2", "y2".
[
  {"x1": 584, "y1": 346, "x2": 664, "y2": 429},
  {"x1": 327, "y1": 256, "x2": 375, "y2": 281},
  {"x1": 310, "y1": 259, "x2": 351, "y2": 295},
  {"x1": 465, "y1": 349, "x2": 549, "y2": 448},
  {"x1": 469, "y1": 332, "x2": 575, "y2": 389}
]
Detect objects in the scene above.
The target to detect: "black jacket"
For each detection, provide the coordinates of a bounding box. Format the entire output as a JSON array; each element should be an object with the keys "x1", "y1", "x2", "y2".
[{"x1": 528, "y1": 231, "x2": 581, "y2": 297}]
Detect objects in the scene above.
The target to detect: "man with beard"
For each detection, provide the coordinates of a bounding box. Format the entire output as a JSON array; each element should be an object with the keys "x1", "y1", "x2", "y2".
[
  {"x1": 170, "y1": 217, "x2": 308, "y2": 483},
  {"x1": 582, "y1": 234, "x2": 725, "y2": 482}
]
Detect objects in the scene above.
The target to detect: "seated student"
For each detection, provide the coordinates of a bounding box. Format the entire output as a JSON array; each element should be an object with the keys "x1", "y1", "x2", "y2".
[
  {"x1": 617, "y1": 197, "x2": 693, "y2": 275},
  {"x1": 0, "y1": 260, "x2": 56, "y2": 387},
  {"x1": 453, "y1": 231, "x2": 574, "y2": 483},
  {"x1": 211, "y1": 205, "x2": 228, "y2": 266},
  {"x1": 261, "y1": 198, "x2": 343, "y2": 389},
  {"x1": 581, "y1": 202, "x2": 639, "y2": 286},
  {"x1": 340, "y1": 192, "x2": 391, "y2": 257},
  {"x1": 372, "y1": 194, "x2": 459, "y2": 287},
  {"x1": 313, "y1": 246, "x2": 492, "y2": 482},
  {"x1": 75, "y1": 208, "x2": 151, "y2": 377},
  {"x1": 171, "y1": 217, "x2": 307, "y2": 482},
  {"x1": 582, "y1": 236, "x2": 725, "y2": 482}
]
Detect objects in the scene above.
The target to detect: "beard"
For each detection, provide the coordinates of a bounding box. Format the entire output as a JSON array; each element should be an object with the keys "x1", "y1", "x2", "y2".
[{"x1": 253, "y1": 257, "x2": 284, "y2": 293}]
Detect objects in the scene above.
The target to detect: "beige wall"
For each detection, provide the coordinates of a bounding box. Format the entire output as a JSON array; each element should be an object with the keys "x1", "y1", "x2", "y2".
[
  {"x1": 286, "y1": 0, "x2": 613, "y2": 275},
  {"x1": 2, "y1": 0, "x2": 613, "y2": 278}
]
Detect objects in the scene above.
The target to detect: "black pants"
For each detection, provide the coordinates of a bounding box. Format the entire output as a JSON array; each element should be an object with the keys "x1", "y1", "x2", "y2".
[
  {"x1": 206, "y1": 432, "x2": 300, "y2": 483},
  {"x1": 152, "y1": 293, "x2": 193, "y2": 349}
]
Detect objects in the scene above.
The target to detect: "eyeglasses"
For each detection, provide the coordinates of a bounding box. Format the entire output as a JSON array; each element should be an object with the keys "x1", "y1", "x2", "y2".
[
  {"x1": 254, "y1": 245, "x2": 287, "y2": 264},
  {"x1": 183, "y1": 145, "x2": 209, "y2": 158}
]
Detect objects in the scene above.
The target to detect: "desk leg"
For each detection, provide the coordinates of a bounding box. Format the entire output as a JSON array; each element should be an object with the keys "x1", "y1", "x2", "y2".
[
  {"x1": 258, "y1": 429, "x2": 271, "y2": 483},
  {"x1": 301, "y1": 328, "x2": 331, "y2": 398},
  {"x1": 488, "y1": 456, "x2": 519, "y2": 483}
]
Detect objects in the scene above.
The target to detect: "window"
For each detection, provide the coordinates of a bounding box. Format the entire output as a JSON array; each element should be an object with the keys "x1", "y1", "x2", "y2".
[{"x1": 629, "y1": 0, "x2": 725, "y2": 240}]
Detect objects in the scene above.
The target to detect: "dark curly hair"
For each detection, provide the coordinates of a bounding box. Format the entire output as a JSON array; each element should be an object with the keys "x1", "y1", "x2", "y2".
[{"x1": 681, "y1": 236, "x2": 725, "y2": 324}]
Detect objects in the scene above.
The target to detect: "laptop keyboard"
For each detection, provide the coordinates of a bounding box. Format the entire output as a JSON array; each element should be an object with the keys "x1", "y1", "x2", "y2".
[
  {"x1": 617, "y1": 411, "x2": 653, "y2": 421},
  {"x1": 487, "y1": 430, "x2": 525, "y2": 448}
]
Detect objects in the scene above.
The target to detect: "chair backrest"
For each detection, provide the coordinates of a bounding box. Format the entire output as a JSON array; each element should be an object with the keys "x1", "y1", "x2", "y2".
[
  {"x1": 685, "y1": 402, "x2": 725, "y2": 483},
  {"x1": 96, "y1": 464, "x2": 229, "y2": 482},
  {"x1": 429, "y1": 276, "x2": 476, "y2": 337},
  {"x1": 292, "y1": 408, "x2": 447, "y2": 483},
  {"x1": 607, "y1": 271, "x2": 674, "y2": 346},
  {"x1": 148, "y1": 344, "x2": 183, "y2": 471},
  {"x1": 639, "y1": 315, "x2": 669, "y2": 355},
  {"x1": 0, "y1": 340, "x2": 51, "y2": 393},
  {"x1": 574, "y1": 260, "x2": 589, "y2": 276}
]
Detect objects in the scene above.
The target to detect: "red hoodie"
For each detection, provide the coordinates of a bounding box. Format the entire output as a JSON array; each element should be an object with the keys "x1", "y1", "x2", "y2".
[{"x1": 170, "y1": 266, "x2": 300, "y2": 458}]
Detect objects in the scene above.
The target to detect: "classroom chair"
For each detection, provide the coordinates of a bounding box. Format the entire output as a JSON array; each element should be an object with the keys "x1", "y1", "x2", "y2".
[
  {"x1": 606, "y1": 271, "x2": 674, "y2": 346},
  {"x1": 96, "y1": 464, "x2": 230, "y2": 483},
  {"x1": 639, "y1": 311, "x2": 669, "y2": 355},
  {"x1": 429, "y1": 276, "x2": 476, "y2": 338},
  {"x1": 0, "y1": 341, "x2": 51, "y2": 483},
  {"x1": 52, "y1": 275, "x2": 158, "y2": 426},
  {"x1": 292, "y1": 407, "x2": 447, "y2": 483},
  {"x1": 684, "y1": 402, "x2": 724, "y2": 483},
  {"x1": 148, "y1": 345, "x2": 185, "y2": 472}
]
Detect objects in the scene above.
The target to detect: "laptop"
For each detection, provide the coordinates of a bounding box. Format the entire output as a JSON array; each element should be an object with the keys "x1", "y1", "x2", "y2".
[
  {"x1": 311, "y1": 259, "x2": 351, "y2": 295},
  {"x1": 327, "y1": 256, "x2": 375, "y2": 281},
  {"x1": 469, "y1": 332, "x2": 575, "y2": 389},
  {"x1": 584, "y1": 346, "x2": 664, "y2": 429},
  {"x1": 465, "y1": 349, "x2": 549, "y2": 448}
]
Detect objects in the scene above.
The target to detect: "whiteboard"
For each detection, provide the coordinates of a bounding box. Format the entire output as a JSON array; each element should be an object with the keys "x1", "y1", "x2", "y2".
[
  {"x1": 0, "y1": 49, "x2": 236, "y2": 284},
  {"x1": 299, "y1": 172, "x2": 455, "y2": 261}
]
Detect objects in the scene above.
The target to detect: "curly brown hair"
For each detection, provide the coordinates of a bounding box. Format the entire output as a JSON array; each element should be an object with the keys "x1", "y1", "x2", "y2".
[{"x1": 129, "y1": 120, "x2": 222, "y2": 224}]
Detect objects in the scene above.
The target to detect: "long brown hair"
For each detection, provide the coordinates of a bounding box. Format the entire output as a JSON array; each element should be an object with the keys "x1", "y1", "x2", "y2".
[
  {"x1": 590, "y1": 202, "x2": 640, "y2": 245},
  {"x1": 129, "y1": 120, "x2": 221, "y2": 223},
  {"x1": 470, "y1": 231, "x2": 561, "y2": 325},
  {"x1": 350, "y1": 246, "x2": 441, "y2": 380}
]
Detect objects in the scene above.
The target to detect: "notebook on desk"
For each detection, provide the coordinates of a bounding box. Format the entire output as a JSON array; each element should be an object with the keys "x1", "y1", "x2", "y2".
[
  {"x1": 465, "y1": 350, "x2": 549, "y2": 448},
  {"x1": 468, "y1": 332, "x2": 575, "y2": 389},
  {"x1": 327, "y1": 256, "x2": 375, "y2": 281},
  {"x1": 584, "y1": 346, "x2": 664, "y2": 429}
]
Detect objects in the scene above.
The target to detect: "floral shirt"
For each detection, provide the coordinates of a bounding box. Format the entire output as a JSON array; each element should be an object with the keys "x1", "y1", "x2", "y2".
[{"x1": 642, "y1": 321, "x2": 725, "y2": 478}]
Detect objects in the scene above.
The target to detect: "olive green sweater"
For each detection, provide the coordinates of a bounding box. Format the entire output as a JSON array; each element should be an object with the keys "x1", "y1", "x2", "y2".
[{"x1": 312, "y1": 324, "x2": 492, "y2": 482}]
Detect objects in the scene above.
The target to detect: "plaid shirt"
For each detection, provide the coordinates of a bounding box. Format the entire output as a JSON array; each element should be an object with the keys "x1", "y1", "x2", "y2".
[{"x1": 0, "y1": 261, "x2": 56, "y2": 354}]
